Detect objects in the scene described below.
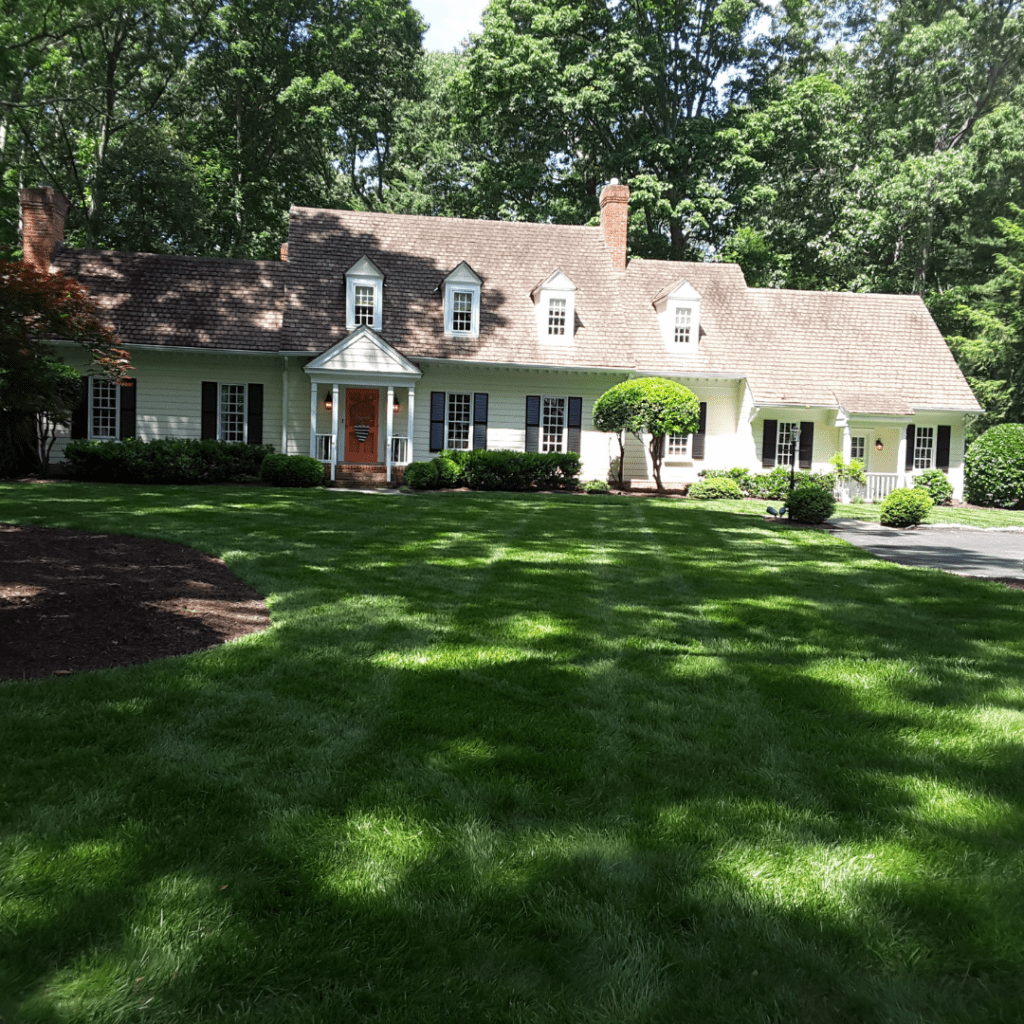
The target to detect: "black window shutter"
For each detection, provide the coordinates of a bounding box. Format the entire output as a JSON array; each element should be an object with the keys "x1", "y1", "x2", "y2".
[
  {"x1": 429, "y1": 391, "x2": 445, "y2": 451},
  {"x1": 936, "y1": 425, "x2": 951, "y2": 472},
  {"x1": 798, "y1": 421, "x2": 814, "y2": 469},
  {"x1": 762, "y1": 419, "x2": 777, "y2": 468},
  {"x1": 71, "y1": 378, "x2": 89, "y2": 439},
  {"x1": 692, "y1": 402, "x2": 708, "y2": 460},
  {"x1": 247, "y1": 383, "x2": 264, "y2": 445},
  {"x1": 567, "y1": 396, "x2": 583, "y2": 453},
  {"x1": 473, "y1": 393, "x2": 488, "y2": 450},
  {"x1": 201, "y1": 381, "x2": 218, "y2": 440},
  {"x1": 525, "y1": 395, "x2": 540, "y2": 452},
  {"x1": 119, "y1": 378, "x2": 137, "y2": 439},
  {"x1": 905, "y1": 425, "x2": 916, "y2": 471}
]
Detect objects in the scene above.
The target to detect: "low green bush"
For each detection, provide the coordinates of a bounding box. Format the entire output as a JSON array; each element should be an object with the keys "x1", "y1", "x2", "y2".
[
  {"x1": 434, "y1": 455, "x2": 463, "y2": 488},
  {"x1": 462, "y1": 450, "x2": 581, "y2": 491},
  {"x1": 688, "y1": 477, "x2": 744, "y2": 500},
  {"x1": 964, "y1": 423, "x2": 1024, "y2": 508},
  {"x1": 913, "y1": 468, "x2": 954, "y2": 506},
  {"x1": 260, "y1": 454, "x2": 324, "y2": 487},
  {"x1": 580, "y1": 479, "x2": 611, "y2": 494},
  {"x1": 64, "y1": 438, "x2": 273, "y2": 483},
  {"x1": 880, "y1": 487, "x2": 933, "y2": 527},
  {"x1": 788, "y1": 484, "x2": 836, "y2": 523},
  {"x1": 403, "y1": 460, "x2": 440, "y2": 490}
]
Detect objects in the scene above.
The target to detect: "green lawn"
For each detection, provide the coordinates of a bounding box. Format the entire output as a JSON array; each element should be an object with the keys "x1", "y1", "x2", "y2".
[{"x1": 2, "y1": 483, "x2": 1023, "y2": 1024}]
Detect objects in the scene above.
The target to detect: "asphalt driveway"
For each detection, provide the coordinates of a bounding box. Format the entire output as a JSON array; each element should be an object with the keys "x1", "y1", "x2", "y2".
[{"x1": 823, "y1": 519, "x2": 1024, "y2": 579}]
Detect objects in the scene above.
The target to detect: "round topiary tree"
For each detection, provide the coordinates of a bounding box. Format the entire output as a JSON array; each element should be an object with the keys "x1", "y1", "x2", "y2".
[
  {"x1": 592, "y1": 377, "x2": 700, "y2": 491},
  {"x1": 788, "y1": 484, "x2": 836, "y2": 523},
  {"x1": 964, "y1": 423, "x2": 1024, "y2": 508}
]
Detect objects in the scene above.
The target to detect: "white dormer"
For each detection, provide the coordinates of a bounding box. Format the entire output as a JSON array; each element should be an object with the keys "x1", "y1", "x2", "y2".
[
  {"x1": 442, "y1": 262, "x2": 482, "y2": 337},
  {"x1": 653, "y1": 278, "x2": 702, "y2": 350},
  {"x1": 345, "y1": 256, "x2": 384, "y2": 332},
  {"x1": 532, "y1": 270, "x2": 577, "y2": 344}
]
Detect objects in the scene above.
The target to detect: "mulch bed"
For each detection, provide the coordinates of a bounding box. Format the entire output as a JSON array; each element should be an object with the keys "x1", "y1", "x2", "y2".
[{"x1": 0, "y1": 524, "x2": 270, "y2": 683}]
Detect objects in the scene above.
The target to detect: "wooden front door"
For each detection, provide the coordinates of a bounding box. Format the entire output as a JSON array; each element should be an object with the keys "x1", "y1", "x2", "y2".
[{"x1": 344, "y1": 388, "x2": 379, "y2": 463}]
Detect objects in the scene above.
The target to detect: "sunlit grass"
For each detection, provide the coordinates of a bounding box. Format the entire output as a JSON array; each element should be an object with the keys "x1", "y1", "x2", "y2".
[{"x1": 1, "y1": 482, "x2": 1023, "y2": 1023}]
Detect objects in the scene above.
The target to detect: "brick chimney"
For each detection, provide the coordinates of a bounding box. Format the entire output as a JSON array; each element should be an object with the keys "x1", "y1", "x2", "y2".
[
  {"x1": 280, "y1": 242, "x2": 289, "y2": 261},
  {"x1": 20, "y1": 186, "x2": 71, "y2": 272},
  {"x1": 599, "y1": 179, "x2": 629, "y2": 270}
]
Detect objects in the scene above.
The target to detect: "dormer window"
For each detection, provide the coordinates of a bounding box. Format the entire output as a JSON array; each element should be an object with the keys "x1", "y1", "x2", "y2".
[
  {"x1": 345, "y1": 256, "x2": 384, "y2": 332},
  {"x1": 532, "y1": 270, "x2": 576, "y2": 344},
  {"x1": 653, "y1": 278, "x2": 701, "y2": 350},
  {"x1": 442, "y1": 262, "x2": 482, "y2": 337}
]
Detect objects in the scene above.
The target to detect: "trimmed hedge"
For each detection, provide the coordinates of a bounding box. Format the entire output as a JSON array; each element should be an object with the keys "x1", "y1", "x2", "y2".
[
  {"x1": 964, "y1": 423, "x2": 1024, "y2": 508},
  {"x1": 698, "y1": 466, "x2": 835, "y2": 500},
  {"x1": 580, "y1": 479, "x2": 611, "y2": 494},
  {"x1": 260, "y1": 454, "x2": 325, "y2": 488},
  {"x1": 913, "y1": 468, "x2": 954, "y2": 506},
  {"x1": 688, "y1": 477, "x2": 743, "y2": 500},
  {"x1": 880, "y1": 487, "x2": 933, "y2": 528},
  {"x1": 788, "y1": 484, "x2": 836, "y2": 523},
  {"x1": 404, "y1": 450, "x2": 581, "y2": 492},
  {"x1": 64, "y1": 438, "x2": 273, "y2": 483}
]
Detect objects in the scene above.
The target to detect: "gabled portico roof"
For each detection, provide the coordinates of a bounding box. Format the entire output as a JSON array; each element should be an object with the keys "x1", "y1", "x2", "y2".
[{"x1": 303, "y1": 325, "x2": 421, "y2": 383}]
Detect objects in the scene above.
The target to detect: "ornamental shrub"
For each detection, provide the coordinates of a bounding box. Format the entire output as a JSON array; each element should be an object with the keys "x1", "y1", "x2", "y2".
[
  {"x1": 880, "y1": 487, "x2": 933, "y2": 527},
  {"x1": 581, "y1": 479, "x2": 611, "y2": 493},
  {"x1": 462, "y1": 450, "x2": 581, "y2": 491},
  {"x1": 403, "y1": 460, "x2": 440, "y2": 489},
  {"x1": 64, "y1": 438, "x2": 273, "y2": 483},
  {"x1": 964, "y1": 423, "x2": 1024, "y2": 508},
  {"x1": 434, "y1": 453, "x2": 464, "y2": 488},
  {"x1": 788, "y1": 484, "x2": 836, "y2": 523},
  {"x1": 688, "y1": 477, "x2": 743, "y2": 500},
  {"x1": 913, "y1": 468, "x2": 954, "y2": 506},
  {"x1": 260, "y1": 453, "x2": 324, "y2": 487}
]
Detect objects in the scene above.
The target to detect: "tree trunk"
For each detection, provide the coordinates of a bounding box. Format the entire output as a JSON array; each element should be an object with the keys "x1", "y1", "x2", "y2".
[{"x1": 0, "y1": 412, "x2": 42, "y2": 478}]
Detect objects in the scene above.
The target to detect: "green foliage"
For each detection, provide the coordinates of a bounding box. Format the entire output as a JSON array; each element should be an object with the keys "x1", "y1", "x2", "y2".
[
  {"x1": 913, "y1": 468, "x2": 954, "y2": 505},
  {"x1": 788, "y1": 484, "x2": 837, "y2": 523},
  {"x1": 580, "y1": 479, "x2": 611, "y2": 493},
  {"x1": 964, "y1": 422, "x2": 1024, "y2": 507},
  {"x1": 829, "y1": 453, "x2": 866, "y2": 484},
  {"x1": 403, "y1": 459, "x2": 440, "y2": 490},
  {"x1": 461, "y1": 450, "x2": 581, "y2": 492},
  {"x1": 880, "y1": 487, "x2": 934, "y2": 527},
  {"x1": 64, "y1": 438, "x2": 273, "y2": 484},
  {"x1": 688, "y1": 477, "x2": 744, "y2": 500},
  {"x1": 260, "y1": 454, "x2": 324, "y2": 488},
  {"x1": 434, "y1": 455, "x2": 463, "y2": 488}
]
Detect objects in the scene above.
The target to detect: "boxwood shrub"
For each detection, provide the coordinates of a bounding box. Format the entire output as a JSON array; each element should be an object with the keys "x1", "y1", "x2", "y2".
[
  {"x1": 403, "y1": 460, "x2": 440, "y2": 490},
  {"x1": 462, "y1": 450, "x2": 581, "y2": 491},
  {"x1": 64, "y1": 438, "x2": 273, "y2": 483},
  {"x1": 260, "y1": 454, "x2": 325, "y2": 487},
  {"x1": 913, "y1": 468, "x2": 954, "y2": 506},
  {"x1": 964, "y1": 423, "x2": 1024, "y2": 508},
  {"x1": 688, "y1": 477, "x2": 744, "y2": 500},
  {"x1": 788, "y1": 483, "x2": 836, "y2": 523},
  {"x1": 880, "y1": 487, "x2": 933, "y2": 527}
]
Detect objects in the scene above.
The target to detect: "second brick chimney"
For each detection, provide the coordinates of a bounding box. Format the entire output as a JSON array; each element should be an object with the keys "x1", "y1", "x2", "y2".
[
  {"x1": 599, "y1": 179, "x2": 629, "y2": 270},
  {"x1": 20, "y1": 186, "x2": 70, "y2": 272}
]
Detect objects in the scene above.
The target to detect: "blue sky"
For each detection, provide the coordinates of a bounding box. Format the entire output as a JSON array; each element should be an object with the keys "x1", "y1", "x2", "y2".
[{"x1": 414, "y1": 0, "x2": 489, "y2": 52}]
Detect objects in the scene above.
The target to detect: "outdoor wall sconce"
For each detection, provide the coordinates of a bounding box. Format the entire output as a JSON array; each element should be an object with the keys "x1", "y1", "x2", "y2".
[
  {"x1": 874, "y1": 438, "x2": 884, "y2": 451},
  {"x1": 324, "y1": 393, "x2": 333, "y2": 411},
  {"x1": 393, "y1": 400, "x2": 401, "y2": 413}
]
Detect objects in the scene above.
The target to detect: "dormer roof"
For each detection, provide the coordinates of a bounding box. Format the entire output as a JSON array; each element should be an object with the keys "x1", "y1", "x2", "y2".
[
  {"x1": 530, "y1": 270, "x2": 577, "y2": 303},
  {"x1": 439, "y1": 261, "x2": 482, "y2": 289}
]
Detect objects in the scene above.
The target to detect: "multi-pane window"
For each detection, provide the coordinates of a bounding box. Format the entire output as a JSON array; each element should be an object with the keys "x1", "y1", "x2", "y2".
[
  {"x1": 542, "y1": 396, "x2": 566, "y2": 452},
  {"x1": 90, "y1": 378, "x2": 118, "y2": 438},
  {"x1": 354, "y1": 285, "x2": 375, "y2": 326},
  {"x1": 446, "y1": 392, "x2": 471, "y2": 449},
  {"x1": 850, "y1": 435, "x2": 865, "y2": 461},
  {"x1": 776, "y1": 421, "x2": 797, "y2": 467},
  {"x1": 452, "y1": 291, "x2": 474, "y2": 333},
  {"x1": 666, "y1": 433, "x2": 689, "y2": 457},
  {"x1": 547, "y1": 298, "x2": 567, "y2": 336},
  {"x1": 220, "y1": 384, "x2": 246, "y2": 443},
  {"x1": 673, "y1": 306, "x2": 692, "y2": 344},
  {"x1": 914, "y1": 426, "x2": 934, "y2": 469}
]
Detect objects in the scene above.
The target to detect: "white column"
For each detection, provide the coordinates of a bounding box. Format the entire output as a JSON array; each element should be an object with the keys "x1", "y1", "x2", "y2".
[
  {"x1": 897, "y1": 424, "x2": 908, "y2": 488},
  {"x1": 330, "y1": 384, "x2": 340, "y2": 481},
  {"x1": 309, "y1": 381, "x2": 318, "y2": 459},
  {"x1": 842, "y1": 424, "x2": 852, "y2": 462},
  {"x1": 406, "y1": 385, "x2": 415, "y2": 465},
  {"x1": 386, "y1": 384, "x2": 395, "y2": 482},
  {"x1": 281, "y1": 357, "x2": 289, "y2": 454}
]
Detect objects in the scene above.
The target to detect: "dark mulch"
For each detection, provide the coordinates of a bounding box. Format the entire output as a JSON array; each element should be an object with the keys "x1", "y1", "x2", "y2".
[{"x1": 0, "y1": 524, "x2": 270, "y2": 682}]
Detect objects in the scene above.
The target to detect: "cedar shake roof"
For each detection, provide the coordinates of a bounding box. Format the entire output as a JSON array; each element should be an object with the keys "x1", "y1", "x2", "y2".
[{"x1": 51, "y1": 205, "x2": 982, "y2": 415}]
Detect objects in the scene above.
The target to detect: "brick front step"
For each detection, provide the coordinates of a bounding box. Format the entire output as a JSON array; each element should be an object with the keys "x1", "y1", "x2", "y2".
[{"x1": 325, "y1": 463, "x2": 405, "y2": 488}]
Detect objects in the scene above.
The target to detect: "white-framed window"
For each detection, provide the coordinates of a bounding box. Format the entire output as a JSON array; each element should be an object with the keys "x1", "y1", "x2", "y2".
[
  {"x1": 542, "y1": 396, "x2": 566, "y2": 452},
  {"x1": 447, "y1": 392, "x2": 471, "y2": 449},
  {"x1": 914, "y1": 426, "x2": 934, "y2": 469},
  {"x1": 666, "y1": 433, "x2": 689, "y2": 458},
  {"x1": 345, "y1": 256, "x2": 384, "y2": 331},
  {"x1": 533, "y1": 270, "x2": 576, "y2": 344},
  {"x1": 655, "y1": 278, "x2": 701, "y2": 349},
  {"x1": 776, "y1": 421, "x2": 798, "y2": 467},
  {"x1": 443, "y1": 262, "x2": 482, "y2": 337},
  {"x1": 850, "y1": 435, "x2": 865, "y2": 461},
  {"x1": 89, "y1": 377, "x2": 119, "y2": 439},
  {"x1": 547, "y1": 297, "x2": 567, "y2": 335},
  {"x1": 452, "y1": 291, "x2": 473, "y2": 332},
  {"x1": 220, "y1": 384, "x2": 247, "y2": 443},
  {"x1": 673, "y1": 306, "x2": 692, "y2": 345}
]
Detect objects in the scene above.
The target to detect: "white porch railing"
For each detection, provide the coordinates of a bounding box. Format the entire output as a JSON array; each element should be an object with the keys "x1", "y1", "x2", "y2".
[
  {"x1": 315, "y1": 433, "x2": 334, "y2": 462},
  {"x1": 841, "y1": 473, "x2": 902, "y2": 503},
  {"x1": 390, "y1": 436, "x2": 410, "y2": 465}
]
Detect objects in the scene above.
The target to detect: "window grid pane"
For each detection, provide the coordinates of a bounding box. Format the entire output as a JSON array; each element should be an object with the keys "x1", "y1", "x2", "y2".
[
  {"x1": 91, "y1": 378, "x2": 118, "y2": 438},
  {"x1": 447, "y1": 392, "x2": 471, "y2": 450},
  {"x1": 850, "y1": 436, "x2": 865, "y2": 461},
  {"x1": 547, "y1": 298, "x2": 566, "y2": 335},
  {"x1": 914, "y1": 426, "x2": 934, "y2": 469},
  {"x1": 673, "y1": 306, "x2": 692, "y2": 344},
  {"x1": 221, "y1": 384, "x2": 246, "y2": 443},
  {"x1": 452, "y1": 291, "x2": 473, "y2": 332},
  {"x1": 542, "y1": 397, "x2": 565, "y2": 452},
  {"x1": 667, "y1": 433, "x2": 688, "y2": 457},
  {"x1": 354, "y1": 285, "x2": 374, "y2": 326},
  {"x1": 776, "y1": 421, "x2": 797, "y2": 467}
]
